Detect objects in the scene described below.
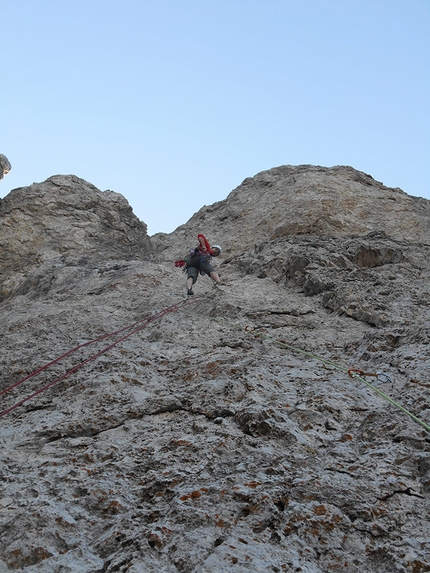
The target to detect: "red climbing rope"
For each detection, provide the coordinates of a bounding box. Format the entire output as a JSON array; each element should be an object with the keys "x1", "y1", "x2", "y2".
[
  {"x1": 0, "y1": 297, "x2": 201, "y2": 419},
  {"x1": 197, "y1": 233, "x2": 213, "y2": 255},
  {"x1": 1, "y1": 315, "x2": 153, "y2": 398}
]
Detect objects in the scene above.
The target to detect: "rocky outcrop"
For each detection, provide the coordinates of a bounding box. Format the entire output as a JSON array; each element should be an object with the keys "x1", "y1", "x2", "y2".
[
  {"x1": 0, "y1": 166, "x2": 429, "y2": 573},
  {"x1": 0, "y1": 154, "x2": 11, "y2": 179},
  {"x1": 156, "y1": 165, "x2": 430, "y2": 258},
  {"x1": 0, "y1": 175, "x2": 151, "y2": 301}
]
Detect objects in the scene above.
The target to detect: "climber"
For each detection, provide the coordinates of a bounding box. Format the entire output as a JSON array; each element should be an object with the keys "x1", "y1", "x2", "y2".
[{"x1": 179, "y1": 234, "x2": 222, "y2": 296}]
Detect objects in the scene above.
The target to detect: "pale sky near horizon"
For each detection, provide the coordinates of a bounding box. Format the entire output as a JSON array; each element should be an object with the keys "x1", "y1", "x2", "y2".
[{"x1": 1, "y1": 0, "x2": 429, "y2": 235}]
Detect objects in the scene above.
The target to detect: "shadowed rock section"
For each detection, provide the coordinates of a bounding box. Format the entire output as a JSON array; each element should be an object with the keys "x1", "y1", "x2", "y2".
[{"x1": 0, "y1": 165, "x2": 429, "y2": 572}]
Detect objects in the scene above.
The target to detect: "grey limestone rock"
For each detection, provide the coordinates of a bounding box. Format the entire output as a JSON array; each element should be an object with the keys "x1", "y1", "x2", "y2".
[
  {"x1": 0, "y1": 175, "x2": 152, "y2": 301},
  {"x1": 0, "y1": 165, "x2": 429, "y2": 572},
  {"x1": 0, "y1": 153, "x2": 11, "y2": 179},
  {"x1": 161, "y1": 165, "x2": 429, "y2": 258}
]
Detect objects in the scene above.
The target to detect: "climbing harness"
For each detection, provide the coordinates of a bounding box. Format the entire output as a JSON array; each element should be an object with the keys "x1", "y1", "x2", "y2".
[
  {"x1": 0, "y1": 297, "x2": 202, "y2": 419},
  {"x1": 178, "y1": 304, "x2": 430, "y2": 433}
]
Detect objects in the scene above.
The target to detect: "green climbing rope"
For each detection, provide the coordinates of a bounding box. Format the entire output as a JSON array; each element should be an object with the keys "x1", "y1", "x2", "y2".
[{"x1": 179, "y1": 305, "x2": 430, "y2": 433}]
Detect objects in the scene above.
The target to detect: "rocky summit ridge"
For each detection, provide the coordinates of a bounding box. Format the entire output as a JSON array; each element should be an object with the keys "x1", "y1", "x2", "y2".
[{"x1": 0, "y1": 165, "x2": 429, "y2": 573}]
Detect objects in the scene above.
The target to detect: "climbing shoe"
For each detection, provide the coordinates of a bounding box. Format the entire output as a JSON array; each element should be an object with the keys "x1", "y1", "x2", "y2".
[{"x1": 187, "y1": 288, "x2": 194, "y2": 296}]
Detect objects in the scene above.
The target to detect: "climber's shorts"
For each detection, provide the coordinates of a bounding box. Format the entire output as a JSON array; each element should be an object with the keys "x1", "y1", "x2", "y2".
[{"x1": 186, "y1": 260, "x2": 216, "y2": 284}]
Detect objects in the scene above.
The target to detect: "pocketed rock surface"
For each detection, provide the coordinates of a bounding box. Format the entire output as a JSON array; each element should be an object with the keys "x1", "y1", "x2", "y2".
[{"x1": 0, "y1": 166, "x2": 429, "y2": 573}]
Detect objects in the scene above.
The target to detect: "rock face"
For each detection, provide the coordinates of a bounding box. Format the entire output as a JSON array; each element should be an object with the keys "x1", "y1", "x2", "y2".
[
  {"x1": 0, "y1": 175, "x2": 151, "y2": 301},
  {"x1": 0, "y1": 166, "x2": 429, "y2": 573},
  {"x1": 0, "y1": 154, "x2": 12, "y2": 179},
  {"x1": 156, "y1": 165, "x2": 429, "y2": 257}
]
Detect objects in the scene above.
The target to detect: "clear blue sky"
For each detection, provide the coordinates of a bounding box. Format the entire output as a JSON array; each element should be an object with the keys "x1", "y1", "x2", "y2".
[{"x1": 1, "y1": 0, "x2": 429, "y2": 235}]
